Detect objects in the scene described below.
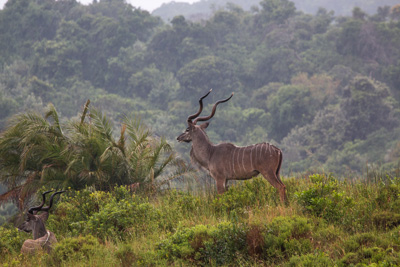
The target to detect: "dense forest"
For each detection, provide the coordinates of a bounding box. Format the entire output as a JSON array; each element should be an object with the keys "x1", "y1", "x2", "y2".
[
  {"x1": 153, "y1": 0, "x2": 400, "y2": 22},
  {"x1": 0, "y1": 0, "x2": 400, "y2": 265},
  {"x1": 1, "y1": 0, "x2": 399, "y2": 177}
]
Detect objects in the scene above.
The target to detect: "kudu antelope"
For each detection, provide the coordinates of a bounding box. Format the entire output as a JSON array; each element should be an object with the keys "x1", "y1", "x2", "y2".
[
  {"x1": 18, "y1": 190, "x2": 65, "y2": 254},
  {"x1": 177, "y1": 90, "x2": 287, "y2": 203}
]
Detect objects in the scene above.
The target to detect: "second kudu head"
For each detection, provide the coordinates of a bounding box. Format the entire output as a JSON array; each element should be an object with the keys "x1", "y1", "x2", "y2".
[
  {"x1": 177, "y1": 90, "x2": 233, "y2": 143},
  {"x1": 18, "y1": 190, "x2": 65, "y2": 238}
]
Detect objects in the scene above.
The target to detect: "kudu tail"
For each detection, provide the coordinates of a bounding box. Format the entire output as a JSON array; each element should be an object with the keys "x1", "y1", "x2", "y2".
[{"x1": 276, "y1": 149, "x2": 283, "y2": 177}]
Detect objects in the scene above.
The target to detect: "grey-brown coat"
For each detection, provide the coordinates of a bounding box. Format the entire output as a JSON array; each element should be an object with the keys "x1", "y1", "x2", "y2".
[
  {"x1": 18, "y1": 191, "x2": 64, "y2": 254},
  {"x1": 177, "y1": 90, "x2": 287, "y2": 203}
]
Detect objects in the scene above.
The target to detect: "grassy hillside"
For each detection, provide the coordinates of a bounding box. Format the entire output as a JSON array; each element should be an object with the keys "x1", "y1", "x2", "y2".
[{"x1": 1, "y1": 172, "x2": 400, "y2": 266}]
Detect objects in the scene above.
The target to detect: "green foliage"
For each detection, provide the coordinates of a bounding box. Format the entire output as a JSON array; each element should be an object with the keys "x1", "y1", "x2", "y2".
[
  {"x1": 372, "y1": 211, "x2": 400, "y2": 230},
  {"x1": 177, "y1": 55, "x2": 239, "y2": 101},
  {"x1": 0, "y1": 226, "x2": 25, "y2": 255},
  {"x1": 47, "y1": 235, "x2": 100, "y2": 265},
  {"x1": 262, "y1": 216, "x2": 313, "y2": 262},
  {"x1": 3, "y1": 176, "x2": 400, "y2": 265},
  {"x1": 115, "y1": 243, "x2": 136, "y2": 267},
  {"x1": 0, "y1": 102, "x2": 192, "y2": 209},
  {"x1": 157, "y1": 221, "x2": 247, "y2": 265},
  {"x1": 295, "y1": 174, "x2": 354, "y2": 224},
  {"x1": 287, "y1": 252, "x2": 333, "y2": 267},
  {"x1": 267, "y1": 84, "x2": 317, "y2": 140},
  {"x1": 259, "y1": 0, "x2": 296, "y2": 24},
  {"x1": 47, "y1": 186, "x2": 160, "y2": 241},
  {"x1": 212, "y1": 177, "x2": 281, "y2": 215},
  {"x1": 338, "y1": 232, "x2": 400, "y2": 266}
]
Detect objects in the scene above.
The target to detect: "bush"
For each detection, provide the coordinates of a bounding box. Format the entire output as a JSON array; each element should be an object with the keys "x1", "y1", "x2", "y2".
[
  {"x1": 375, "y1": 177, "x2": 400, "y2": 212},
  {"x1": 338, "y1": 247, "x2": 400, "y2": 266},
  {"x1": 372, "y1": 211, "x2": 400, "y2": 230},
  {"x1": 48, "y1": 235, "x2": 99, "y2": 265},
  {"x1": 115, "y1": 243, "x2": 136, "y2": 267},
  {"x1": 211, "y1": 177, "x2": 280, "y2": 215},
  {"x1": 295, "y1": 174, "x2": 353, "y2": 224},
  {"x1": 338, "y1": 232, "x2": 400, "y2": 266},
  {"x1": 0, "y1": 226, "x2": 25, "y2": 255},
  {"x1": 262, "y1": 216, "x2": 312, "y2": 263},
  {"x1": 47, "y1": 186, "x2": 160, "y2": 240},
  {"x1": 287, "y1": 252, "x2": 333, "y2": 267},
  {"x1": 157, "y1": 222, "x2": 247, "y2": 265}
]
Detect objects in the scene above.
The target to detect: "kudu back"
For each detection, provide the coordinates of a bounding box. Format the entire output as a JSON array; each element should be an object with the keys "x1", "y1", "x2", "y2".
[
  {"x1": 18, "y1": 190, "x2": 65, "y2": 254},
  {"x1": 177, "y1": 90, "x2": 287, "y2": 203}
]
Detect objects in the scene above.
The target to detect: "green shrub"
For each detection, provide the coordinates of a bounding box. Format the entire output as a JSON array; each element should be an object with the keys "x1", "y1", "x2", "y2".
[
  {"x1": 48, "y1": 235, "x2": 99, "y2": 264},
  {"x1": 338, "y1": 247, "x2": 400, "y2": 266},
  {"x1": 339, "y1": 232, "x2": 400, "y2": 266},
  {"x1": 372, "y1": 211, "x2": 400, "y2": 230},
  {"x1": 115, "y1": 243, "x2": 136, "y2": 267},
  {"x1": 343, "y1": 232, "x2": 378, "y2": 253},
  {"x1": 157, "y1": 190, "x2": 203, "y2": 231},
  {"x1": 47, "y1": 189, "x2": 112, "y2": 236},
  {"x1": 47, "y1": 187, "x2": 159, "y2": 240},
  {"x1": 212, "y1": 177, "x2": 280, "y2": 215},
  {"x1": 295, "y1": 174, "x2": 353, "y2": 224},
  {"x1": 262, "y1": 216, "x2": 312, "y2": 263},
  {"x1": 157, "y1": 221, "x2": 247, "y2": 265},
  {"x1": 287, "y1": 252, "x2": 333, "y2": 267},
  {"x1": 0, "y1": 226, "x2": 25, "y2": 255},
  {"x1": 85, "y1": 199, "x2": 160, "y2": 240},
  {"x1": 375, "y1": 177, "x2": 400, "y2": 211}
]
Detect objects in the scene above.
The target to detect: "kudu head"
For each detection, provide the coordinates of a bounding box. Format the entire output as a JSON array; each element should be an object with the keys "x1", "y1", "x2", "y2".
[
  {"x1": 177, "y1": 90, "x2": 233, "y2": 143},
  {"x1": 18, "y1": 190, "x2": 65, "y2": 240}
]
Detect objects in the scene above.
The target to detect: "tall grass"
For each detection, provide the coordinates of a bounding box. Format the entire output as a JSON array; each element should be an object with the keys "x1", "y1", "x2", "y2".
[{"x1": 1, "y1": 172, "x2": 400, "y2": 266}]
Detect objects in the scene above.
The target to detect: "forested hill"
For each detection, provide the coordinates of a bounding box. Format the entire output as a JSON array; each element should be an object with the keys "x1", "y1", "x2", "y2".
[
  {"x1": 0, "y1": 0, "x2": 400, "y2": 175},
  {"x1": 153, "y1": 0, "x2": 400, "y2": 22}
]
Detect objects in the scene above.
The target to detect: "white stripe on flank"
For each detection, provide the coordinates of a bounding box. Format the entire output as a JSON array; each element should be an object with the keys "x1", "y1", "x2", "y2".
[
  {"x1": 262, "y1": 143, "x2": 266, "y2": 158},
  {"x1": 232, "y1": 147, "x2": 237, "y2": 177},
  {"x1": 255, "y1": 145, "x2": 258, "y2": 164},
  {"x1": 250, "y1": 145, "x2": 255, "y2": 170},
  {"x1": 237, "y1": 147, "x2": 241, "y2": 174},
  {"x1": 241, "y1": 148, "x2": 246, "y2": 173}
]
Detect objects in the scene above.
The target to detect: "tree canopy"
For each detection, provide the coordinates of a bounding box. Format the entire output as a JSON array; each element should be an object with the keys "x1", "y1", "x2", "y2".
[{"x1": 0, "y1": 0, "x2": 399, "y2": 185}]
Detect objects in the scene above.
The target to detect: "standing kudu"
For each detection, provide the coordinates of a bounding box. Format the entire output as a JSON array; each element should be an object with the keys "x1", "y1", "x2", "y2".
[
  {"x1": 177, "y1": 90, "x2": 287, "y2": 203},
  {"x1": 18, "y1": 191, "x2": 65, "y2": 254}
]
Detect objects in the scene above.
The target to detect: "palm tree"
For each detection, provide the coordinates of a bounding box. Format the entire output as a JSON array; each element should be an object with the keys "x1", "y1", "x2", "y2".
[
  {"x1": 0, "y1": 104, "x2": 69, "y2": 210},
  {"x1": 0, "y1": 100, "x2": 193, "y2": 210}
]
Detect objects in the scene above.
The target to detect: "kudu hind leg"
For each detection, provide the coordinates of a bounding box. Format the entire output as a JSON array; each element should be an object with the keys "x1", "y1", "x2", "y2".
[
  {"x1": 215, "y1": 178, "x2": 227, "y2": 194},
  {"x1": 260, "y1": 170, "x2": 287, "y2": 204}
]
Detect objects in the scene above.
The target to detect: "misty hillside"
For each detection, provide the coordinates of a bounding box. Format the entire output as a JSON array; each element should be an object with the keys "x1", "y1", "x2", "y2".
[{"x1": 153, "y1": 0, "x2": 400, "y2": 22}]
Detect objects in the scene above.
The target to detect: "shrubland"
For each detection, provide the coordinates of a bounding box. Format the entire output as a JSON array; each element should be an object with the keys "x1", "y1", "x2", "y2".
[{"x1": 1, "y1": 173, "x2": 400, "y2": 266}]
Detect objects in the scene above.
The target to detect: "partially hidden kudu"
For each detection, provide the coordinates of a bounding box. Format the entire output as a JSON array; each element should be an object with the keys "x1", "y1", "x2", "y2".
[
  {"x1": 177, "y1": 90, "x2": 287, "y2": 203},
  {"x1": 18, "y1": 190, "x2": 65, "y2": 254}
]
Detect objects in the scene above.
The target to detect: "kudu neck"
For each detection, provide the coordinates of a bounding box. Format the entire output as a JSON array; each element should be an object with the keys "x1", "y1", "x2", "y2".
[
  {"x1": 32, "y1": 219, "x2": 47, "y2": 240},
  {"x1": 191, "y1": 129, "x2": 213, "y2": 166}
]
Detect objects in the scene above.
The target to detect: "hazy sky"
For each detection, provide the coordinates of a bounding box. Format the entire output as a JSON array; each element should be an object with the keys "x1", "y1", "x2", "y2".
[{"x1": 0, "y1": 0, "x2": 199, "y2": 12}]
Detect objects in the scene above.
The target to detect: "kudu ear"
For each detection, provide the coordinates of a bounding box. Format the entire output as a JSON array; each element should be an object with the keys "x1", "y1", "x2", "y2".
[
  {"x1": 199, "y1": 122, "x2": 209, "y2": 129},
  {"x1": 27, "y1": 212, "x2": 36, "y2": 220},
  {"x1": 38, "y1": 212, "x2": 49, "y2": 222}
]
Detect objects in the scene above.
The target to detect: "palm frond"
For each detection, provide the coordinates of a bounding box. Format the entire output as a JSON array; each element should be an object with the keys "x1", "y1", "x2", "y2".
[{"x1": 80, "y1": 99, "x2": 91, "y2": 125}]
